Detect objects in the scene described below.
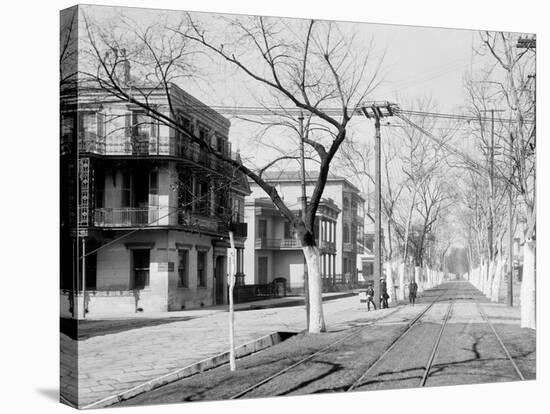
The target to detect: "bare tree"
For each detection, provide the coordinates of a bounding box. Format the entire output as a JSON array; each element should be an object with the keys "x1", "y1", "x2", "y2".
[
  {"x1": 464, "y1": 31, "x2": 535, "y2": 328},
  {"x1": 78, "y1": 11, "x2": 384, "y2": 333}
]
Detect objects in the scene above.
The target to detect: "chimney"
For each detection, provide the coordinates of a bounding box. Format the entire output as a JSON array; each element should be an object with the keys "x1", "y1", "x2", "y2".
[{"x1": 120, "y1": 48, "x2": 131, "y2": 85}]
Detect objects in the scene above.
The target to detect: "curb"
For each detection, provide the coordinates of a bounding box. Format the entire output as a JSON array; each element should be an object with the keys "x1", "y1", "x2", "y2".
[
  {"x1": 238, "y1": 291, "x2": 357, "y2": 311},
  {"x1": 79, "y1": 331, "x2": 297, "y2": 409}
]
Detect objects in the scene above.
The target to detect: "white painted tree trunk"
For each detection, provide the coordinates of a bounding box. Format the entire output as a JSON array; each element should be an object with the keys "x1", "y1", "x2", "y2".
[
  {"x1": 302, "y1": 245, "x2": 326, "y2": 333},
  {"x1": 385, "y1": 261, "x2": 395, "y2": 304},
  {"x1": 491, "y1": 257, "x2": 502, "y2": 302},
  {"x1": 485, "y1": 260, "x2": 495, "y2": 298},
  {"x1": 415, "y1": 266, "x2": 423, "y2": 292},
  {"x1": 398, "y1": 262, "x2": 405, "y2": 301},
  {"x1": 520, "y1": 239, "x2": 536, "y2": 329}
]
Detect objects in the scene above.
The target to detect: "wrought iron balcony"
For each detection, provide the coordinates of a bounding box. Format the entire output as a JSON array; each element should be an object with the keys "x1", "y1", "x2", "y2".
[
  {"x1": 94, "y1": 207, "x2": 156, "y2": 227},
  {"x1": 255, "y1": 237, "x2": 335, "y2": 251},
  {"x1": 78, "y1": 135, "x2": 235, "y2": 172},
  {"x1": 343, "y1": 242, "x2": 357, "y2": 253},
  {"x1": 94, "y1": 207, "x2": 230, "y2": 235}
]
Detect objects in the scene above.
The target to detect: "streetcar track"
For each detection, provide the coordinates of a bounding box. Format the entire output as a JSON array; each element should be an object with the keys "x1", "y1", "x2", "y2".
[
  {"x1": 476, "y1": 302, "x2": 525, "y2": 380},
  {"x1": 345, "y1": 289, "x2": 449, "y2": 392},
  {"x1": 420, "y1": 300, "x2": 454, "y2": 386},
  {"x1": 228, "y1": 305, "x2": 405, "y2": 399}
]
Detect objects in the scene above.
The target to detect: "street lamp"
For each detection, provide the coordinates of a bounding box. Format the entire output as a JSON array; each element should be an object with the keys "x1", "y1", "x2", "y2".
[{"x1": 360, "y1": 101, "x2": 398, "y2": 308}]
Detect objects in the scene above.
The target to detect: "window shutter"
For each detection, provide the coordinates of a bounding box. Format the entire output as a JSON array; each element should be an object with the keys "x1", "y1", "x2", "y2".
[
  {"x1": 125, "y1": 113, "x2": 132, "y2": 138},
  {"x1": 97, "y1": 112, "x2": 105, "y2": 139},
  {"x1": 151, "y1": 116, "x2": 157, "y2": 138},
  {"x1": 131, "y1": 112, "x2": 138, "y2": 137}
]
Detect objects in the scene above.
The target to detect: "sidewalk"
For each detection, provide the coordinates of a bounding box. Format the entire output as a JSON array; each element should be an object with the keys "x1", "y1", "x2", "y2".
[
  {"x1": 82, "y1": 290, "x2": 357, "y2": 320},
  {"x1": 61, "y1": 291, "x2": 361, "y2": 407}
]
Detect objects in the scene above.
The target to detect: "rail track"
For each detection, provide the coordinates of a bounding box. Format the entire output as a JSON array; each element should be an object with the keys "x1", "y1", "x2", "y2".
[
  {"x1": 230, "y1": 288, "x2": 449, "y2": 399},
  {"x1": 476, "y1": 302, "x2": 525, "y2": 381},
  {"x1": 228, "y1": 305, "x2": 404, "y2": 399},
  {"x1": 347, "y1": 296, "x2": 452, "y2": 391}
]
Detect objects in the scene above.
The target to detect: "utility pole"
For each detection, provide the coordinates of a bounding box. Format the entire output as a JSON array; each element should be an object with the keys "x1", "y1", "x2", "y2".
[
  {"x1": 361, "y1": 102, "x2": 395, "y2": 309},
  {"x1": 82, "y1": 236, "x2": 86, "y2": 319},
  {"x1": 373, "y1": 113, "x2": 381, "y2": 308},
  {"x1": 508, "y1": 134, "x2": 514, "y2": 307},
  {"x1": 228, "y1": 231, "x2": 237, "y2": 371},
  {"x1": 298, "y1": 112, "x2": 310, "y2": 328}
]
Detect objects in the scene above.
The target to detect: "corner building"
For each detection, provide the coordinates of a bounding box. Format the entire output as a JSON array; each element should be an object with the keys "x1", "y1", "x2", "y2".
[{"x1": 60, "y1": 83, "x2": 250, "y2": 318}]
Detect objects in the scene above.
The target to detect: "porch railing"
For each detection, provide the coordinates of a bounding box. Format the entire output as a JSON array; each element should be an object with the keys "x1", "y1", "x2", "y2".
[
  {"x1": 79, "y1": 135, "x2": 236, "y2": 172},
  {"x1": 94, "y1": 208, "x2": 155, "y2": 227}
]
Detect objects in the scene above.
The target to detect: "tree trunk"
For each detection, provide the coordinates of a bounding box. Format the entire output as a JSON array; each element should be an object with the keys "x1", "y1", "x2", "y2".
[
  {"x1": 415, "y1": 266, "x2": 422, "y2": 292},
  {"x1": 385, "y1": 261, "x2": 395, "y2": 305},
  {"x1": 398, "y1": 262, "x2": 405, "y2": 301},
  {"x1": 302, "y1": 245, "x2": 326, "y2": 333},
  {"x1": 520, "y1": 239, "x2": 536, "y2": 329}
]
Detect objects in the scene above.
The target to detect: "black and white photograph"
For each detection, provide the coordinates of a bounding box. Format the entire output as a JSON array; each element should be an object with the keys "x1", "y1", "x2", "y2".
[{"x1": 55, "y1": 1, "x2": 538, "y2": 411}]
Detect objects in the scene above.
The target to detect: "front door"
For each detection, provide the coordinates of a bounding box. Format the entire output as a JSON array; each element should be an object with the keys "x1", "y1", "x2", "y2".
[
  {"x1": 258, "y1": 257, "x2": 268, "y2": 284},
  {"x1": 215, "y1": 256, "x2": 226, "y2": 305}
]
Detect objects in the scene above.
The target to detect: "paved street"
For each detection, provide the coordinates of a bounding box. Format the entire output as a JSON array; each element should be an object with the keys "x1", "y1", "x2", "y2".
[
  {"x1": 114, "y1": 280, "x2": 535, "y2": 407},
  {"x1": 61, "y1": 291, "x2": 378, "y2": 407}
]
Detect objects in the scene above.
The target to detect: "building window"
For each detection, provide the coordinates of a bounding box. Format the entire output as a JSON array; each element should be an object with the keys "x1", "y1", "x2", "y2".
[
  {"x1": 177, "y1": 169, "x2": 193, "y2": 212},
  {"x1": 343, "y1": 197, "x2": 350, "y2": 210},
  {"x1": 199, "y1": 127, "x2": 208, "y2": 142},
  {"x1": 216, "y1": 135, "x2": 224, "y2": 153},
  {"x1": 121, "y1": 172, "x2": 132, "y2": 207},
  {"x1": 197, "y1": 251, "x2": 207, "y2": 287},
  {"x1": 196, "y1": 179, "x2": 209, "y2": 215},
  {"x1": 178, "y1": 249, "x2": 189, "y2": 288},
  {"x1": 61, "y1": 113, "x2": 75, "y2": 145},
  {"x1": 284, "y1": 221, "x2": 294, "y2": 239},
  {"x1": 258, "y1": 219, "x2": 268, "y2": 239},
  {"x1": 79, "y1": 112, "x2": 97, "y2": 141},
  {"x1": 149, "y1": 170, "x2": 158, "y2": 208},
  {"x1": 132, "y1": 249, "x2": 150, "y2": 290},
  {"x1": 343, "y1": 224, "x2": 350, "y2": 243},
  {"x1": 133, "y1": 112, "x2": 155, "y2": 140}
]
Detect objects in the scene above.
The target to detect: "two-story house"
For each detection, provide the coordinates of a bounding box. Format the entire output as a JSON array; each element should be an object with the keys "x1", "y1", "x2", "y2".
[
  {"x1": 243, "y1": 171, "x2": 364, "y2": 291},
  {"x1": 244, "y1": 197, "x2": 340, "y2": 292},
  {"x1": 60, "y1": 82, "x2": 250, "y2": 318}
]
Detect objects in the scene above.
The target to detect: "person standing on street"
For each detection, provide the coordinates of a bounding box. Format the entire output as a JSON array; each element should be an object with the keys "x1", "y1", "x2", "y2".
[
  {"x1": 409, "y1": 279, "x2": 418, "y2": 305},
  {"x1": 381, "y1": 278, "x2": 389, "y2": 309},
  {"x1": 366, "y1": 284, "x2": 377, "y2": 311}
]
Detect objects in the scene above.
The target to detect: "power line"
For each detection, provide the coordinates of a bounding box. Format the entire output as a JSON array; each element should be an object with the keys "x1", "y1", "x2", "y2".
[{"x1": 159, "y1": 103, "x2": 534, "y2": 124}]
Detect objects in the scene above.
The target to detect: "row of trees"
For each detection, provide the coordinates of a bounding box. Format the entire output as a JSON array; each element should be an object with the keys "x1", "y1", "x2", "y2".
[
  {"x1": 62, "y1": 6, "x2": 535, "y2": 331},
  {"x1": 457, "y1": 32, "x2": 535, "y2": 328},
  {"x1": 337, "y1": 98, "x2": 458, "y2": 300}
]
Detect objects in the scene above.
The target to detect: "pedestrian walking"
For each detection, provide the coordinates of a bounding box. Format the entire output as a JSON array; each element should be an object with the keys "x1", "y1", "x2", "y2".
[
  {"x1": 409, "y1": 279, "x2": 418, "y2": 305},
  {"x1": 381, "y1": 278, "x2": 389, "y2": 309},
  {"x1": 366, "y1": 285, "x2": 377, "y2": 311}
]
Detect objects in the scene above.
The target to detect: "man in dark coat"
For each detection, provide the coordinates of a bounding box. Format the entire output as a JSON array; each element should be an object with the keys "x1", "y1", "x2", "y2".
[
  {"x1": 381, "y1": 278, "x2": 389, "y2": 308},
  {"x1": 409, "y1": 279, "x2": 418, "y2": 305},
  {"x1": 366, "y1": 284, "x2": 376, "y2": 311}
]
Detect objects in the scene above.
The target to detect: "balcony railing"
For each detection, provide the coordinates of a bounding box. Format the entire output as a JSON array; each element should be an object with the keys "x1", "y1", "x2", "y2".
[
  {"x1": 255, "y1": 238, "x2": 335, "y2": 251},
  {"x1": 93, "y1": 207, "x2": 242, "y2": 235},
  {"x1": 94, "y1": 208, "x2": 156, "y2": 227},
  {"x1": 255, "y1": 238, "x2": 283, "y2": 249},
  {"x1": 343, "y1": 242, "x2": 356, "y2": 252},
  {"x1": 342, "y1": 210, "x2": 363, "y2": 222},
  {"x1": 79, "y1": 136, "x2": 236, "y2": 172},
  {"x1": 319, "y1": 240, "x2": 336, "y2": 252}
]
